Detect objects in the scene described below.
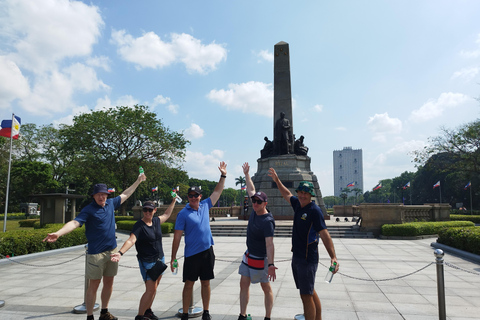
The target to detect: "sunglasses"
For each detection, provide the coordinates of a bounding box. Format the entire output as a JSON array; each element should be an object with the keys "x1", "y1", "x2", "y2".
[
  {"x1": 142, "y1": 208, "x2": 154, "y2": 212},
  {"x1": 252, "y1": 199, "x2": 264, "y2": 205},
  {"x1": 296, "y1": 186, "x2": 312, "y2": 193},
  {"x1": 188, "y1": 194, "x2": 200, "y2": 198}
]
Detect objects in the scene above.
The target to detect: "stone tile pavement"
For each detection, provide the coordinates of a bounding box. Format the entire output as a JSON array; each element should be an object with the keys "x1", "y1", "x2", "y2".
[{"x1": 0, "y1": 222, "x2": 479, "y2": 320}]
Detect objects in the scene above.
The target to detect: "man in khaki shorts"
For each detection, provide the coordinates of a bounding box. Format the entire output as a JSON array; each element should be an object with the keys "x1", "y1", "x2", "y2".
[{"x1": 44, "y1": 172, "x2": 146, "y2": 320}]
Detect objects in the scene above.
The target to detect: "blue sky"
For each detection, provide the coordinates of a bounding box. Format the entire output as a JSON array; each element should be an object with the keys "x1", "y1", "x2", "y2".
[{"x1": 1, "y1": 0, "x2": 480, "y2": 196}]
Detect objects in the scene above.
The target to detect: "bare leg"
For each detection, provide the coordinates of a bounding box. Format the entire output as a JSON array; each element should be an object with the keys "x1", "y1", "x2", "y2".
[
  {"x1": 86, "y1": 279, "x2": 101, "y2": 316},
  {"x1": 300, "y1": 290, "x2": 321, "y2": 320},
  {"x1": 239, "y1": 275, "x2": 251, "y2": 316},
  {"x1": 100, "y1": 276, "x2": 115, "y2": 309},
  {"x1": 200, "y1": 280, "x2": 211, "y2": 311},
  {"x1": 182, "y1": 280, "x2": 195, "y2": 314},
  {"x1": 138, "y1": 277, "x2": 160, "y2": 315},
  {"x1": 260, "y1": 282, "x2": 273, "y2": 318}
]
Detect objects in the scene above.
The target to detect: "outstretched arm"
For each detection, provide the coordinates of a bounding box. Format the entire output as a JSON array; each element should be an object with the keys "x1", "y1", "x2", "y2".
[
  {"x1": 210, "y1": 161, "x2": 227, "y2": 206},
  {"x1": 120, "y1": 172, "x2": 147, "y2": 204},
  {"x1": 43, "y1": 220, "x2": 81, "y2": 242},
  {"x1": 110, "y1": 233, "x2": 137, "y2": 262},
  {"x1": 159, "y1": 196, "x2": 177, "y2": 224},
  {"x1": 242, "y1": 162, "x2": 255, "y2": 198},
  {"x1": 268, "y1": 168, "x2": 292, "y2": 203}
]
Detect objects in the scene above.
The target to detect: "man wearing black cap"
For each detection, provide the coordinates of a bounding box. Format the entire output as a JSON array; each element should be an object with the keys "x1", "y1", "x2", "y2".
[
  {"x1": 238, "y1": 162, "x2": 276, "y2": 320},
  {"x1": 171, "y1": 161, "x2": 227, "y2": 320},
  {"x1": 44, "y1": 172, "x2": 146, "y2": 320},
  {"x1": 268, "y1": 168, "x2": 339, "y2": 320}
]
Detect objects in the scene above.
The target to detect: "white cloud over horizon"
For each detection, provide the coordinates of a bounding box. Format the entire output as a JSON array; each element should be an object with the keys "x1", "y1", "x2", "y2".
[{"x1": 410, "y1": 92, "x2": 471, "y2": 122}]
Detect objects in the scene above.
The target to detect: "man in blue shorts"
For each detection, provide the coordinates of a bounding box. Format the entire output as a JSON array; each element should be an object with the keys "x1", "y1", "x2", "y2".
[
  {"x1": 238, "y1": 162, "x2": 276, "y2": 320},
  {"x1": 268, "y1": 168, "x2": 339, "y2": 320},
  {"x1": 44, "y1": 172, "x2": 146, "y2": 320},
  {"x1": 171, "y1": 161, "x2": 227, "y2": 320}
]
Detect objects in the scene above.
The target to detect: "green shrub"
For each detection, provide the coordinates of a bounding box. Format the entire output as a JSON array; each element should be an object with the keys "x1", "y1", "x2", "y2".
[
  {"x1": 451, "y1": 209, "x2": 480, "y2": 215},
  {"x1": 381, "y1": 221, "x2": 475, "y2": 237},
  {"x1": 18, "y1": 219, "x2": 40, "y2": 227},
  {"x1": 0, "y1": 224, "x2": 87, "y2": 258},
  {"x1": 0, "y1": 213, "x2": 29, "y2": 220},
  {"x1": 450, "y1": 214, "x2": 480, "y2": 224},
  {"x1": 437, "y1": 227, "x2": 480, "y2": 255},
  {"x1": 115, "y1": 216, "x2": 135, "y2": 222}
]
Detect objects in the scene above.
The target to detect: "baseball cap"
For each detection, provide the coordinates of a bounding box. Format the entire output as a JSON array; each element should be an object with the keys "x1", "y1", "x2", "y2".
[
  {"x1": 143, "y1": 201, "x2": 156, "y2": 209},
  {"x1": 188, "y1": 186, "x2": 202, "y2": 195},
  {"x1": 251, "y1": 191, "x2": 268, "y2": 202}
]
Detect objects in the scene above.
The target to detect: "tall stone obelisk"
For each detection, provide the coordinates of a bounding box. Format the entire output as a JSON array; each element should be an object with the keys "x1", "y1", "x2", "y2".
[{"x1": 252, "y1": 41, "x2": 327, "y2": 219}]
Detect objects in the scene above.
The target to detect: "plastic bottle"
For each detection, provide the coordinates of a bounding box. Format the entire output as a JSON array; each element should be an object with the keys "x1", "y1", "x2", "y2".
[
  {"x1": 246, "y1": 314, "x2": 252, "y2": 320},
  {"x1": 324, "y1": 262, "x2": 337, "y2": 283},
  {"x1": 172, "y1": 259, "x2": 178, "y2": 275},
  {"x1": 170, "y1": 191, "x2": 182, "y2": 203},
  {"x1": 139, "y1": 166, "x2": 144, "y2": 174}
]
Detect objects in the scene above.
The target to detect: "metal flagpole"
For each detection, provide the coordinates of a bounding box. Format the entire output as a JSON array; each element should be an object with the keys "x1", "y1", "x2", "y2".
[
  {"x1": 439, "y1": 183, "x2": 442, "y2": 204},
  {"x1": 3, "y1": 113, "x2": 15, "y2": 233},
  {"x1": 470, "y1": 182, "x2": 473, "y2": 214}
]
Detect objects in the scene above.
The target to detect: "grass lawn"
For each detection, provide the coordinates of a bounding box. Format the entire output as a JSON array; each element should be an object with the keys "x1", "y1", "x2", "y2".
[{"x1": 0, "y1": 220, "x2": 27, "y2": 232}]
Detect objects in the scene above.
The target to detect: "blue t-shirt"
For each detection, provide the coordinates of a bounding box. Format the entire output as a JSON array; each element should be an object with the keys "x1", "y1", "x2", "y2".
[
  {"x1": 131, "y1": 216, "x2": 164, "y2": 263},
  {"x1": 175, "y1": 198, "x2": 214, "y2": 257},
  {"x1": 75, "y1": 196, "x2": 121, "y2": 255},
  {"x1": 246, "y1": 210, "x2": 275, "y2": 258},
  {"x1": 290, "y1": 196, "x2": 327, "y2": 263}
]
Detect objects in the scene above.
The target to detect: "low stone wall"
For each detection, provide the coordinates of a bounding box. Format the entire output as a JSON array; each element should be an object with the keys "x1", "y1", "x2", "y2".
[
  {"x1": 333, "y1": 205, "x2": 360, "y2": 217},
  {"x1": 357, "y1": 203, "x2": 450, "y2": 236}
]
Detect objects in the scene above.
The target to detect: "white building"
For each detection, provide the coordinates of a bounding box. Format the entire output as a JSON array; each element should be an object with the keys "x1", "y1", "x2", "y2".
[{"x1": 333, "y1": 147, "x2": 364, "y2": 197}]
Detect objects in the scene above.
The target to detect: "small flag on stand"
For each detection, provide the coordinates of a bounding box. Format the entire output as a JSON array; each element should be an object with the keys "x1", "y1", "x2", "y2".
[
  {"x1": 152, "y1": 186, "x2": 158, "y2": 192},
  {"x1": 107, "y1": 187, "x2": 115, "y2": 193},
  {"x1": 464, "y1": 181, "x2": 471, "y2": 190},
  {"x1": 433, "y1": 181, "x2": 441, "y2": 189}
]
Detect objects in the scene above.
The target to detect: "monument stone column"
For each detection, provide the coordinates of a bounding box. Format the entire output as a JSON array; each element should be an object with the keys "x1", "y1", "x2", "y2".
[{"x1": 252, "y1": 41, "x2": 327, "y2": 219}]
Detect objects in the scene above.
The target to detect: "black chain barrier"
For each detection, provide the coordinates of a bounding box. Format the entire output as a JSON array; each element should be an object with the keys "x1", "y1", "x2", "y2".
[{"x1": 1, "y1": 253, "x2": 478, "y2": 279}]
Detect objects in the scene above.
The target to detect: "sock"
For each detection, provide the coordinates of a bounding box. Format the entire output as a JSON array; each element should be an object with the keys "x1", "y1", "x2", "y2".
[
  {"x1": 204, "y1": 310, "x2": 209, "y2": 314},
  {"x1": 101, "y1": 308, "x2": 108, "y2": 314},
  {"x1": 87, "y1": 315, "x2": 94, "y2": 320},
  {"x1": 265, "y1": 318, "x2": 271, "y2": 320}
]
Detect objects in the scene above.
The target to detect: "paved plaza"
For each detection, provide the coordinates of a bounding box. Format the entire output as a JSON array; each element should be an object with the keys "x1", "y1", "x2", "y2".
[{"x1": 0, "y1": 220, "x2": 479, "y2": 320}]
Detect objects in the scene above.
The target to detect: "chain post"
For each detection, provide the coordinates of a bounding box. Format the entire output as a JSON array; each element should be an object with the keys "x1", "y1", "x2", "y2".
[
  {"x1": 73, "y1": 245, "x2": 100, "y2": 314},
  {"x1": 434, "y1": 249, "x2": 446, "y2": 320}
]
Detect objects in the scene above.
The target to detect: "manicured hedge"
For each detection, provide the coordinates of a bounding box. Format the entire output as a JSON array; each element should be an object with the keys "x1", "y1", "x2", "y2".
[
  {"x1": 450, "y1": 214, "x2": 480, "y2": 224},
  {"x1": 451, "y1": 209, "x2": 480, "y2": 215},
  {"x1": 116, "y1": 220, "x2": 174, "y2": 234},
  {"x1": 0, "y1": 213, "x2": 30, "y2": 220},
  {"x1": 18, "y1": 219, "x2": 40, "y2": 227},
  {"x1": 381, "y1": 221, "x2": 475, "y2": 237},
  {"x1": 0, "y1": 223, "x2": 87, "y2": 258},
  {"x1": 437, "y1": 227, "x2": 480, "y2": 255},
  {"x1": 115, "y1": 216, "x2": 136, "y2": 222}
]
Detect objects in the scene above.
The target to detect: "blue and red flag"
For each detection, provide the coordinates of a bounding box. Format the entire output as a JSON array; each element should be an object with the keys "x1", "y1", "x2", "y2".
[
  {"x1": 373, "y1": 183, "x2": 382, "y2": 191},
  {"x1": 433, "y1": 181, "x2": 440, "y2": 189},
  {"x1": 403, "y1": 181, "x2": 410, "y2": 189},
  {"x1": 152, "y1": 186, "x2": 158, "y2": 192},
  {"x1": 241, "y1": 185, "x2": 246, "y2": 190},
  {"x1": 464, "y1": 181, "x2": 471, "y2": 190},
  {"x1": 0, "y1": 115, "x2": 21, "y2": 139},
  {"x1": 107, "y1": 188, "x2": 115, "y2": 193},
  {"x1": 346, "y1": 181, "x2": 355, "y2": 187}
]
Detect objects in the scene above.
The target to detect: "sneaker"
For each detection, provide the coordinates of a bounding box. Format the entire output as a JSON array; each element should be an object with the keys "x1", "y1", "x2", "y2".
[
  {"x1": 202, "y1": 311, "x2": 211, "y2": 320},
  {"x1": 181, "y1": 313, "x2": 189, "y2": 320},
  {"x1": 144, "y1": 309, "x2": 159, "y2": 320},
  {"x1": 238, "y1": 314, "x2": 247, "y2": 320},
  {"x1": 135, "y1": 316, "x2": 149, "y2": 320},
  {"x1": 99, "y1": 311, "x2": 118, "y2": 320}
]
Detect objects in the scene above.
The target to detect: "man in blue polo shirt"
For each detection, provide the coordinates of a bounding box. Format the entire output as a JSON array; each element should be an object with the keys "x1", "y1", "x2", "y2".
[
  {"x1": 43, "y1": 172, "x2": 146, "y2": 320},
  {"x1": 171, "y1": 161, "x2": 227, "y2": 320},
  {"x1": 268, "y1": 168, "x2": 339, "y2": 320}
]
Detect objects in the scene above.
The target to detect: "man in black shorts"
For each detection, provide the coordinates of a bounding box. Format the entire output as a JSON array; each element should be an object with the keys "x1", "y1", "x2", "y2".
[{"x1": 269, "y1": 168, "x2": 339, "y2": 320}]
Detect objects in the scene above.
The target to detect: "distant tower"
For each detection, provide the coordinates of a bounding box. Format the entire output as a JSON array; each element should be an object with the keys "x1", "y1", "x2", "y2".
[{"x1": 333, "y1": 147, "x2": 363, "y2": 197}]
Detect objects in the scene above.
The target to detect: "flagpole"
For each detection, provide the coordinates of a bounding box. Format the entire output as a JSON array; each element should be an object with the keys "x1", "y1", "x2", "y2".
[
  {"x1": 3, "y1": 113, "x2": 15, "y2": 233},
  {"x1": 470, "y1": 182, "x2": 473, "y2": 215},
  {"x1": 439, "y1": 183, "x2": 442, "y2": 204}
]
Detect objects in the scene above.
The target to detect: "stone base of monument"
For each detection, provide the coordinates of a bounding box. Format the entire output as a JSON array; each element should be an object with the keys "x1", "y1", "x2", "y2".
[{"x1": 252, "y1": 154, "x2": 327, "y2": 219}]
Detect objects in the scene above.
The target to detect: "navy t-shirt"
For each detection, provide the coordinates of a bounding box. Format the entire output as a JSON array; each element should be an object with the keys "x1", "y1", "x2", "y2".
[
  {"x1": 290, "y1": 196, "x2": 327, "y2": 263},
  {"x1": 246, "y1": 210, "x2": 275, "y2": 257},
  {"x1": 75, "y1": 196, "x2": 121, "y2": 255},
  {"x1": 131, "y1": 216, "x2": 164, "y2": 263}
]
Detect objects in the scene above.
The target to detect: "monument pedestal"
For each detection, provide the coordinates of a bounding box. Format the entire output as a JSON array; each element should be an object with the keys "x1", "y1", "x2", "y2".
[{"x1": 252, "y1": 154, "x2": 327, "y2": 219}]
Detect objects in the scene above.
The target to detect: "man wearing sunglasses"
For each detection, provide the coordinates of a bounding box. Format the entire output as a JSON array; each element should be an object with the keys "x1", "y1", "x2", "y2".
[
  {"x1": 238, "y1": 162, "x2": 276, "y2": 320},
  {"x1": 268, "y1": 168, "x2": 339, "y2": 320},
  {"x1": 171, "y1": 161, "x2": 228, "y2": 320}
]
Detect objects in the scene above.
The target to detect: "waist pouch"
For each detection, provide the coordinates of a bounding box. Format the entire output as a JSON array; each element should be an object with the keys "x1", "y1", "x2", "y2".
[{"x1": 242, "y1": 251, "x2": 265, "y2": 270}]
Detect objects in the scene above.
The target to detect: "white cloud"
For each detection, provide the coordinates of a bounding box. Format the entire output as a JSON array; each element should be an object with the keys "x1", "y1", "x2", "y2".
[
  {"x1": 313, "y1": 104, "x2": 323, "y2": 112},
  {"x1": 459, "y1": 33, "x2": 480, "y2": 59},
  {"x1": 183, "y1": 123, "x2": 204, "y2": 140},
  {"x1": 0, "y1": 56, "x2": 30, "y2": 109},
  {"x1": 86, "y1": 56, "x2": 111, "y2": 72},
  {"x1": 451, "y1": 67, "x2": 479, "y2": 82},
  {"x1": 367, "y1": 112, "x2": 402, "y2": 134},
  {"x1": 52, "y1": 105, "x2": 90, "y2": 126},
  {"x1": 63, "y1": 63, "x2": 110, "y2": 92},
  {"x1": 167, "y1": 104, "x2": 179, "y2": 114},
  {"x1": 184, "y1": 149, "x2": 225, "y2": 181},
  {"x1": 152, "y1": 95, "x2": 171, "y2": 106},
  {"x1": 95, "y1": 95, "x2": 139, "y2": 110},
  {"x1": 111, "y1": 30, "x2": 227, "y2": 74},
  {"x1": 256, "y1": 49, "x2": 274, "y2": 63},
  {"x1": 207, "y1": 81, "x2": 273, "y2": 117},
  {"x1": 410, "y1": 92, "x2": 471, "y2": 122}
]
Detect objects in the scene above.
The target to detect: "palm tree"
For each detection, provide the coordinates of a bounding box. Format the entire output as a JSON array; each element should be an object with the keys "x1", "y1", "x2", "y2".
[{"x1": 235, "y1": 176, "x2": 246, "y2": 190}]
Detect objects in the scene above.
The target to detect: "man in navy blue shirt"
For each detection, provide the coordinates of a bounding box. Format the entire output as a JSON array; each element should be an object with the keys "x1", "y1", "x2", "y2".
[
  {"x1": 269, "y1": 168, "x2": 339, "y2": 320},
  {"x1": 44, "y1": 172, "x2": 146, "y2": 320}
]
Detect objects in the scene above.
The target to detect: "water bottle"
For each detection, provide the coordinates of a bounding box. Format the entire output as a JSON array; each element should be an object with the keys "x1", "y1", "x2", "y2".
[
  {"x1": 170, "y1": 191, "x2": 182, "y2": 203},
  {"x1": 324, "y1": 262, "x2": 337, "y2": 283},
  {"x1": 246, "y1": 314, "x2": 252, "y2": 320},
  {"x1": 172, "y1": 259, "x2": 178, "y2": 275},
  {"x1": 139, "y1": 166, "x2": 144, "y2": 174}
]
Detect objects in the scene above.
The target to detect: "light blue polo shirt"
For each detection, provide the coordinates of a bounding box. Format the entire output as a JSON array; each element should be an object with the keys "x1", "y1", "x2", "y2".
[{"x1": 175, "y1": 198, "x2": 214, "y2": 257}]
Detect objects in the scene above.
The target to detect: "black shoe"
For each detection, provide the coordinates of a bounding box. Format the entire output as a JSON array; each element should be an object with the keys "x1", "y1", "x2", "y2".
[
  {"x1": 135, "y1": 316, "x2": 149, "y2": 320},
  {"x1": 144, "y1": 308, "x2": 159, "y2": 320},
  {"x1": 181, "y1": 313, "x2": 189, "y2": 320},
  {"x1": 99, "y1": 311, "x2": 118, "y2": 320},
  {"x1": 238, "y1": 314, "x2": 247, "y2": 320},
  {"x1": 202, "y1": 311, "x2": 211, "y2": 320}
]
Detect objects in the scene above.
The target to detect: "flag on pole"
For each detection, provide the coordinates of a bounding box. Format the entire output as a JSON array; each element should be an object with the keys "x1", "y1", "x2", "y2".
[
  {"x1": 433, "y1": 181, "x2": 441, "y2": 189},
  {"x1": 403, "y1": 181, "x2": 410, "y2": 189},
  {"x1": 346, "y1": 181, "x2": 355, "y2": 187},
  {"x1": 107, "y1": 187, "x2": 115, "y2": 193},
  {"x1": 464, "y1": 181, "x2": 471, "y2": 190},
  {"x1": 152, "y1": 186, "x2": 158, "y2": 192},
  {"x1": 0, "y1": 115, "x2": 21, "y2": 139},
  {"x1": 373, "y1": 183, "x2": 382, "y2": 191},
  {"x1": 241, "y1": 185, "x2": 246, "y2": 190}
]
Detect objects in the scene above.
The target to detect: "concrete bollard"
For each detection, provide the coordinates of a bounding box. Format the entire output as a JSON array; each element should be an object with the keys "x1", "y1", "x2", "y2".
[
  {"x1": 73, "y1": 245, "x2": 100, "y2": 314},
  {"x1": 434, "y1": 249, "x2": 446, "y2": 320}
]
